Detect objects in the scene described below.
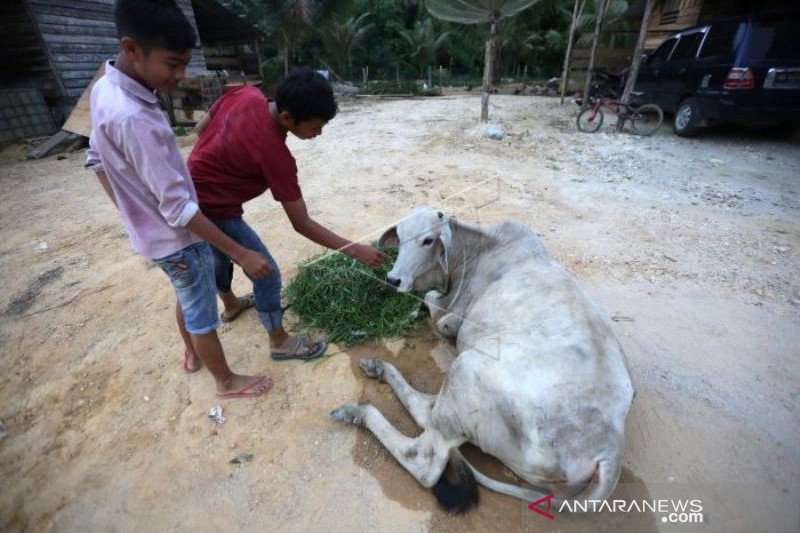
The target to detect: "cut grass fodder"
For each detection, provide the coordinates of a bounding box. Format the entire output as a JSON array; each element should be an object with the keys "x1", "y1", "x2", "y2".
[{"x1": 283, "y1": 249, "x2": 423, "y2": 347}]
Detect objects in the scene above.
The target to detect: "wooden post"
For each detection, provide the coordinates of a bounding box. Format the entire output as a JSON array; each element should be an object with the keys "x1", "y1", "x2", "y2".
[
  {"x1": 396, "y1": 64, "x2": 400, "y2": 85},
  {"x1": 439, "y1": 65, "x2": 443, "y2": 87},
  {"x1": 428, "y1": 66, "x2": 433, "y2": 89},
  {"x1": 619, "y1": 0, "x2": 656, "y2": 107},
  {"x1": 560, "y1": 0, "x2": 587, "y2": 104},
  {"x1": 582, "y1": 0, "x2": 609, "y2": 109},
  {"x1": 481, "y1": 16, "x2": 499, "y2": 122},
  {"x1": 449, "y1": 56, "x2": 453, "y2": 85}
]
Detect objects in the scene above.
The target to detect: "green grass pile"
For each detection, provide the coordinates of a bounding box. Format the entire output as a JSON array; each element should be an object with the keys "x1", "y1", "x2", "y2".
[{"x1": 283, "y1": 248, "x2": 423, "y2": 347}]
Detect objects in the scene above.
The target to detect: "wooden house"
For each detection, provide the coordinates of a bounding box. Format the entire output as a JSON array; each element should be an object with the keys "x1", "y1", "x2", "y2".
[
  {"x1": 0, "y1": 0, "x2": 263, "y2": 145},
  {"x1": 625, "y1": 0, "x2": 799, "y2": 51}
]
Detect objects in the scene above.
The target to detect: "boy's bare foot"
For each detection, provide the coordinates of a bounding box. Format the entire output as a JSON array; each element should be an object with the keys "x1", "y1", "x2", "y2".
[
  {"x1": 183, "y1": 349, "x2": 202, "y2": 373},
  {"x1": 216, "y1": 374, "x2": 273, "y2": 399}
]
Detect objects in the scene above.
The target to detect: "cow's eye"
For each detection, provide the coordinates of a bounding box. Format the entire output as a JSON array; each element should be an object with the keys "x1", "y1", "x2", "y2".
[{"x1": 422, "y1": 238, "x2": 434, "y2": 246}]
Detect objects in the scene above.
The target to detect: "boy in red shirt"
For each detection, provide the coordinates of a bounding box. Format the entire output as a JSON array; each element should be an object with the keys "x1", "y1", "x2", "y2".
[{"x1": 188, "y1": 70, "x2": 386, "y2": 360}]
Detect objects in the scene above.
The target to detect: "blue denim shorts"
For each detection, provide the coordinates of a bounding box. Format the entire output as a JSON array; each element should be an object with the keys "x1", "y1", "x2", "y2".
[{"x1": 153, "y1": 242, "x2": 219, "y2": 335}]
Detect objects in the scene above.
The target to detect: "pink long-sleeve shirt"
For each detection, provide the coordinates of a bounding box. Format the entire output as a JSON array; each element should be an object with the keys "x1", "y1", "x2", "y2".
[{"x1": 86, "y1": 61, "x2": 200, "y2": 260}]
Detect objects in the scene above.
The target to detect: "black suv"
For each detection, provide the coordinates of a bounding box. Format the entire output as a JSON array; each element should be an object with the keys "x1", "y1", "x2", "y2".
[{"x1": 635, "y1": 13, "x2": 800, "y2": 136}]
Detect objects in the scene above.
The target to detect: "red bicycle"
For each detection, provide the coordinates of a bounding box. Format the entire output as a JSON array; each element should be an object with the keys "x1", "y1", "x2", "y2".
[{"x1": 576, "y1": 95, "x2": 664, "y2": 135}]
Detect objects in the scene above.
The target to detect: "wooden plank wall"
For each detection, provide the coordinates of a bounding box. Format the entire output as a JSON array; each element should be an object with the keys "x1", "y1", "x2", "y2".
[
  {"x1": 0, "y1": 0, "x2": 60, "y2": 101},
  {"x1": 25, "y1": 0, "x2": 207, "y2": 118},
  {"x1": 645, "y1": 0, "x2": 702, "y2": 50}
]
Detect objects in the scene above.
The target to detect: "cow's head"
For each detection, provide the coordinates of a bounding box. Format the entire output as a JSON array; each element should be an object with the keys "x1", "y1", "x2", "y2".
[{"x1": 379, "y1": 206, "x2": 451, "y2": 293}]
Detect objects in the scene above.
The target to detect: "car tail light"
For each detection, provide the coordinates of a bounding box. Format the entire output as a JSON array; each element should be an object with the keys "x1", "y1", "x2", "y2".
[{"x1": 724, "y1": 67, "x2": 754, "y2": 90}]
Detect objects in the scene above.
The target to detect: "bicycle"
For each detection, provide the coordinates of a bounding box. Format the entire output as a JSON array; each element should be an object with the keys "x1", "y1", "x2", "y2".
[
  {"x1": 574, "y1": 69, "x2": 664, "y2": 135},
  {"x1": 576, "y1": 95, "x2": 664, "y2": 135}
]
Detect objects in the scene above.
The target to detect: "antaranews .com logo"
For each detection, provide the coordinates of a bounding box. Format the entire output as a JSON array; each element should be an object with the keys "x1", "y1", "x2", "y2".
[{"x1": 528, "y1": 494, "x2": 704, "y2": 524}]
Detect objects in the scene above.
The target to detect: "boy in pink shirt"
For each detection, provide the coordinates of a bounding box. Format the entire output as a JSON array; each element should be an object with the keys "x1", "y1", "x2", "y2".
[{"x1": 87, "y1": 0, "x2": 272, "y2": 399}]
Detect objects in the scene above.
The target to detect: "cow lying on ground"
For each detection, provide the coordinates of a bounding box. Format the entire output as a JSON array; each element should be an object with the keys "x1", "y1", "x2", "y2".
[{"x1": 331, "y1": 206, "x2": 635, "y2": 512}]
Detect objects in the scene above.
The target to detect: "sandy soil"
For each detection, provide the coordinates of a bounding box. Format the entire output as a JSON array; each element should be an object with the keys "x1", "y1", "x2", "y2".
[{"x1": 1, "y1": 95, "x2": 798, "y2": 532}]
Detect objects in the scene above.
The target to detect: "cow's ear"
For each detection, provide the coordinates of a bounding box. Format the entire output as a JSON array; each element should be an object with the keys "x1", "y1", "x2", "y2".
[
  {"x1": 436, "y1": 221, "x2": 451, "y2": 272},
  {"x1": 378, "y1": 226, "x2": 399, "y2": 248}
]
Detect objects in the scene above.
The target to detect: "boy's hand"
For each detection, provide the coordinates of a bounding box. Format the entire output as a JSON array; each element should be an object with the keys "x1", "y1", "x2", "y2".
[
  {"x1": 344, "y1": 244, "x2": 388, "y2": 268},
  {"x1": 236, "y1": 249, "x2": 272, "y2": 278}
]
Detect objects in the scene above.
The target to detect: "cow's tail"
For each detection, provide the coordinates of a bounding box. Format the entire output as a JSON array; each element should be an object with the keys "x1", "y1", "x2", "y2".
[
  {"x1": 431, "y1": 448, "x2": 479, "y2": 513},
  {"x1": 460, "y1": 454, "x2": 622, "y2": 513}
]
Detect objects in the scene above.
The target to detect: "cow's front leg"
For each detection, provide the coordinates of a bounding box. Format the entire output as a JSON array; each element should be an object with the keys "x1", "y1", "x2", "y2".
[
  {"x1": 331, "y1": 403, "x2": 451, "y2": 487},
  {"x1": 359, "y1": 358, "x2": 435, "y2": 427}
]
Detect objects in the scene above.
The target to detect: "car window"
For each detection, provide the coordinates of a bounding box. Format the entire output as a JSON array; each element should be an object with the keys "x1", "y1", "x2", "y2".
[
  {"x1": 649, "y1": 38, "x2": 678, "y2": 65},
  {"x1": 670, "y1": 32, "x2": 704, "y2": 61},
  {"x1": 699, "y1": 22, "x2": 741, "y2": 60},
  {"x1": 744, "y1": 18, "x2": 800, "y2": 60}
]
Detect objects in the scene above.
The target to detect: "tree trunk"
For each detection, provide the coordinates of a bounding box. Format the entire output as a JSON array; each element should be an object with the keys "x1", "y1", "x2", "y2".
[
  {"x1": 560, "y1": 0, "x2": 587, "y2": 104},
  {"x1": 481, "y1": 18, "x2": 499, "y2": 122},
  {"x1": 254, "y1": 39, "x2": 264, "y2": 81},
  {"x1": 619, "y1": 0, "x2": 656, "y2": 107},
  {"x1": 582, "y1": 0, "x2": 609, "y2": 108}
]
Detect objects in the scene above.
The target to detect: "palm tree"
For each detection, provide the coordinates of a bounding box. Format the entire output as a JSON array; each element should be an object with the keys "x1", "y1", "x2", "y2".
[
  {"x1": 320, "y1": 13, "x2": 375, "y2": 79},
  {"x1": 224, "y1": 0, "x2": 349, "y2": 75},
  {"x1": 576, "y1": 0, "x2": 634, "y2": 48},
  {"x1": 426, "y1": 0, "x2": 544, "y2": 121},
  {"x1": 397, "y1": 18, "x2": 450, "y2": 78}
]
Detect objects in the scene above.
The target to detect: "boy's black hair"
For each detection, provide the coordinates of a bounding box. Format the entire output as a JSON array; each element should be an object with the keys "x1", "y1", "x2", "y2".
[
  {"x1": 114, "y1": 0, "x2": 197, "y2": 53},
  {"x1": 275, "y1": 69, "x2": 338, "y2": 123}
]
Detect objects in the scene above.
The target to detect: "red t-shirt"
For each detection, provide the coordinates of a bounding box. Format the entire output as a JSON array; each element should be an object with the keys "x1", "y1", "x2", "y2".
[{"x1": 188, "y1": 86, "x2": 302, "y2": 219}]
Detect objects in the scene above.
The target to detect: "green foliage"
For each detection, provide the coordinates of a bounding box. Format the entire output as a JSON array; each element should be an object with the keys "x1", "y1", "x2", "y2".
[
  {"x1": 283, "y1": 248, "x2": 423, "y2": 347},
  {"x1": 394, "y1": 18, "x2": 450, "y2": 76},
  {"x1": 221, "y1": 0, "x2": 632, "y2": 84},
  {"x1": 320, "y1": 12, "x2": 375, "y2": 78},
  {"x1": 576, "y1": 0, "x2": 637, "y2": 48}
]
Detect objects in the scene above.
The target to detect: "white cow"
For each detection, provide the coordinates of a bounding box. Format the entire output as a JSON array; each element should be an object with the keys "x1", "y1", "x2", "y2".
[{"x1": 331, "y1": 206, "x2": 634, "y2": 512}]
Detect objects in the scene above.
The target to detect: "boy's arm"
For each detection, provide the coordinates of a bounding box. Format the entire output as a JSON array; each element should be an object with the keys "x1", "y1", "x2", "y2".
[
  {"x1": 282, "y1": 198, "x2": 387, "y2": 267},
  {"x1": 194, "y1": 112, "x2": 212, "y2": 137},
  {"x1": 185, "y1": 212, "x2": 271, "y2": 277},
  {"x1": 94, "y1": 171, "x2": 117, "y2": 207},
  {"x1": 87, "y1": 136, "x2": 116, "y2": 206}
]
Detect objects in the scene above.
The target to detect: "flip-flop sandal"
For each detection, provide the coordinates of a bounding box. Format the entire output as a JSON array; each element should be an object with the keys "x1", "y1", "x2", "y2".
[
  {"x1": 220, "y1": 293, "x2": 256, "y2": 323},
  {"x1": 216, "y1": 376, "x2": 274, "y2": 400},
  {"x1": 182, "y1": 350, "x2": 202, "y2": 374},
  {"x1": 271, "y1": 338, "x2": 327, "y2": 361}
]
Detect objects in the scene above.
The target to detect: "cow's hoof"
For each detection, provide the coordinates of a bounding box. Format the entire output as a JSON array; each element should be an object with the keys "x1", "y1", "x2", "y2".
[
  {"x1": 359, "y1": 357, "x2": 385, "y2": 381},
  {"x1": 330, "y1": 404, "x2": 365, "y2": 426},
  {"x1": 424, "y1": 290, "x2": 443, "y2": 309}
]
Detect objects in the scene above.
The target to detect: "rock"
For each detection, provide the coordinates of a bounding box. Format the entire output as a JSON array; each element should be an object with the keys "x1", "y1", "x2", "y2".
[
  {"x1": 230, "y1": 453, "x2": 254, "y2": 464},
  {"x1": 484, "y1": 126, "x2": 505, "y2": 140}
]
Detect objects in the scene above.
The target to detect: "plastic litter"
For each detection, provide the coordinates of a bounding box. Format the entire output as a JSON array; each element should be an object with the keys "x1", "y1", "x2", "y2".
[{"x1": 208, "y1": 405, "x2": 225, "y2": 424}]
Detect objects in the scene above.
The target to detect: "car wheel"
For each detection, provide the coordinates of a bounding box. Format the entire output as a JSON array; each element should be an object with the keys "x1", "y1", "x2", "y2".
[{"x1": 674, "y1": 98, "x2": 702, "y2": 137}]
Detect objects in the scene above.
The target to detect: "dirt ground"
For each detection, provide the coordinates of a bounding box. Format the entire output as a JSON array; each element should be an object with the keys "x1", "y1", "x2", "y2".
[{"x1": 1, "y1": 95, "x2": 798, "y2": 533}]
